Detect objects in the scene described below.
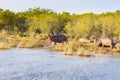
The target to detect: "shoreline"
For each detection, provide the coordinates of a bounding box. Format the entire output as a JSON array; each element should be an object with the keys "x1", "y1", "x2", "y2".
[
  {"x1": 0, "y1": 47, "x2": 120, "y2": 58},
  {"x1": 1, "y1": 47, "x2": 120, "y2": 58},
  {"x1": 0, "y1": 36, "x2": 120, "y2": 58}
]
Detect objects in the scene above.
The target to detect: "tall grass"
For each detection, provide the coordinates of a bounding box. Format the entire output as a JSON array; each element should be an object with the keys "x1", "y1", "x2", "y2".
[
  {"x1": 0, "y1": 29, "x2": 120, "y2": 55},
  {"x1": 0, "y1": 31, "x2": 46, "y2": 49},
  {"x1": 64, "y1": 43, "x2": 74, "y2": 55},
  {"x1": 0, "y1": 41, "x2": 10, "y2": 50},
  {"x1": 52, "y1": 40, "x2": 117, "y2": 56},
  {"x1": 17, "y1": 37, "x2": 45, "y2": 48},
  {"x1": 52, "y1": 41, "x2": 84, "y2": 56}
]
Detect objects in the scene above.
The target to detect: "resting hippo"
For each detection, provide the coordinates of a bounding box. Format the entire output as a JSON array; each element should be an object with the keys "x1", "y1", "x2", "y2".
[
  {"x1": 115, "y1": 43, "x2": 120, "y2": 49},
  {"x1": 97, "y1": 38, "x2": 114, "y2": 48},
  {"x1": 47, "y1": 34, "x2": 68, "y2": 45},
  {"x1": 79, "y1": 38, "x2": 91, "y2": 43},
  {"x1": 114, "y1": 40, "x2": 120, "y2": 49}
]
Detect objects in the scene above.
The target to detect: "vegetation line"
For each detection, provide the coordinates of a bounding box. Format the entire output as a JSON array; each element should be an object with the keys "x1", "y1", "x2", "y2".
[{"x1": 0, "y1": 8, "x2": 120, "y2": 55}]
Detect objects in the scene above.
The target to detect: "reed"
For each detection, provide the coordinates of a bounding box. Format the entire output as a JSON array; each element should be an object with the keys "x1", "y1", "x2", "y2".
[
  {"x1": 17, "y1": 37, "x2": 45, "y2": 48},
  {"x1": 0, "y1": 41, "x2": 10, "y2": 50},
  {"x1": 77, "y1": 47, "x2": 92, "y2": 57}
]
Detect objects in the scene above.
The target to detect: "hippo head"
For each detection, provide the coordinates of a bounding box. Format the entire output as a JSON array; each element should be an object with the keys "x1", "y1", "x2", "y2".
[{"x1": 96, "y1": 40, "x2": 102, "y2": 46}]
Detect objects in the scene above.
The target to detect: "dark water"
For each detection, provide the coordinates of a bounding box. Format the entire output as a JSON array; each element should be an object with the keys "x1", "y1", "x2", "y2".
[{"x1": 0, "y1": 48, "x2": 120, "y2": 80}]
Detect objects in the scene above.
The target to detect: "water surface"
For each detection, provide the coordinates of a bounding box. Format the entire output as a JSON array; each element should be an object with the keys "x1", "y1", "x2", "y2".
[{"x1": 0, "y1": 48, "x2": 120, "y2": 80}]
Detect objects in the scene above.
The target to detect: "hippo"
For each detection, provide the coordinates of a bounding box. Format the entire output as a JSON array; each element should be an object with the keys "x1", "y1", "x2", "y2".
[
  {"x1": 115, "y1": 42, "x2": 120, "y2": 49},
  {"x1": 79, "y1": 38, "x2": 91, "y2": 43},
  {"x1": 97, "y1": 38, "x2": 114, "y2": 49},
  {"x1": 114, "y1": 40, "x2": 120, "y2": 49},
  {"x1": 47, "y1": 34, "x2": 68, "y2": 45}
]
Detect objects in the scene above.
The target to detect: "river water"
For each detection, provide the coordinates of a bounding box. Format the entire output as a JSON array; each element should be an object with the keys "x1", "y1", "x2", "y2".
[{"x1": 0, "y1": 48, "x2": 120, "y2": 80}]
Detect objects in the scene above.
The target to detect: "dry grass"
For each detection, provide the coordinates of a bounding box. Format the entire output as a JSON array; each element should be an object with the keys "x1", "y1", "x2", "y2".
[
  {"x1": 112, "y1": 48, "x2": 120, "y2": 52},
  {"x1": 17, "y1": 37, "x2": 45, "y2": 48},
  {"x1": 52, "y1": 40, "x2": 118, "y2": 56},
  {"x1": 1, "y1": 32, "x2": 120, "y2": 55},
  {"x1": 0, "y1": 32, "x2": 46, "y2": 50},
  {"x1": 0, "y1": 42, "x2": 10, "y2": 50},
  {"x1": 76, "y1": 47, "x2": 92, "y2": 57}
]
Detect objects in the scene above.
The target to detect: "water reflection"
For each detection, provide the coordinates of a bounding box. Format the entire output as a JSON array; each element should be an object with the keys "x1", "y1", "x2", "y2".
[{"x1": 0, "y1": 48, "x2": 120, "y2": 80}]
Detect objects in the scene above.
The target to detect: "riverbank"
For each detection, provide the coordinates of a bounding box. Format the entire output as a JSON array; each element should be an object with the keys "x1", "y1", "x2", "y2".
[
  {"x1": 0, "y1": 34, "x2": 46, "y2": 50},
  {"x1": 0, "y1": 35, "x2": 120, "y2": 56},
  {"x1": 51, "y1": 41, "x2": 120, "y2": 56}
]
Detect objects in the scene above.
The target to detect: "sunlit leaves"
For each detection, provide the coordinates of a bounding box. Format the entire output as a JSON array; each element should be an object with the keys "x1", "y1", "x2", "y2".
[{"x1": 0, "y1": 7, "x2": 120, "y2": 39}]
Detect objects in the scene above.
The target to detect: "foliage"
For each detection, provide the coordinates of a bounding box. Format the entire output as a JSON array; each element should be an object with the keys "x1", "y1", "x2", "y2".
[{"x1": 0, "y1": 7, "x2": 120, "y2": 39}]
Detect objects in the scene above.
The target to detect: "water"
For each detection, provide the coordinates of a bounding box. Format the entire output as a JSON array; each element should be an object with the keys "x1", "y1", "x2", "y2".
[{"x1": 0, "y1": 48, "x2": 120, "y2": 80}]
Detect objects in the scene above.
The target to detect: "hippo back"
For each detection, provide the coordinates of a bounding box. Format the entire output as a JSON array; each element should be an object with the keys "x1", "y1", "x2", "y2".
[
  {"x1": 79, "y1": 38, "x2": 91, "y2": 43},
  {"x1": 97, "y1": 38, "x2": 113, "y2": 48},
  {"x1": 114, "y1": 40, "x2": 120, "y2": 48},
  {"x1": 48, "y1": 34, "x2": 68, "y2": 43},
  {"x1": 115, "y1": 43, "x2": 120, "y2": 48}
]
